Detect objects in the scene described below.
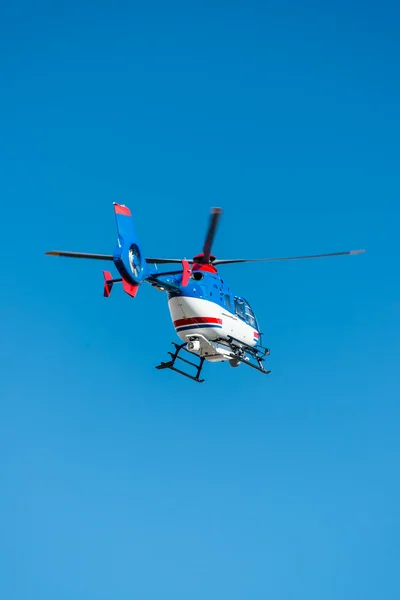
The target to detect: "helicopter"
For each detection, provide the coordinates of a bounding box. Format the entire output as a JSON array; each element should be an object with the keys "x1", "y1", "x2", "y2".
[{"x1": 46, "y1": 203, "x2": 364, "y2": 383}]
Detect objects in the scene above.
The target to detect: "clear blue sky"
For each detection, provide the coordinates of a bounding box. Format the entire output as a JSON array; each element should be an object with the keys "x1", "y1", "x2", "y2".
[{"x1": 1, "y1": 1, "x2": 399, "y2": 598}]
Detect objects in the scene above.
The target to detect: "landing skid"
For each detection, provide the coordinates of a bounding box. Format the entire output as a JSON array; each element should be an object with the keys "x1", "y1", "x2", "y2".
[
  {"x1": 155, "y1": 342, "x2": 206, "y2": 383},
  {"x1": 156, "y1": 338, "x2": 271, "y2": 383},
  {"x1": 225, "y1": 336, "x2": 271, "y2": 375}
]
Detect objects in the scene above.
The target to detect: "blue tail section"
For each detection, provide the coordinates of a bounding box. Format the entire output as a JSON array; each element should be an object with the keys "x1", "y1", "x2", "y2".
[{"x1": 112, "y1": 203, "x2": 148, "y2": 286}]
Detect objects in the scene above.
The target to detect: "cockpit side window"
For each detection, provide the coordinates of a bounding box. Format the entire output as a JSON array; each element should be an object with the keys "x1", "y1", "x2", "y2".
[
  {"x1": 234, "y1": 297, "x2": 258, "y2": 328},
  {"x1": 234, "y1": 297, "x2": 246, "y2": 320},
  {"x1": 245, "y1": 304, "x2": 256, "y2": 328}
]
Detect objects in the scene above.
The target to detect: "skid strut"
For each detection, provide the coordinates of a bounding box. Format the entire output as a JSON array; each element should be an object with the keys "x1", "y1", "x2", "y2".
[
  {"x1": 225, "y1": 336, "x2": 271, "y2": 375},
  {"x1": 155, "y1": 342, "x2": 206, "y2": 383}
]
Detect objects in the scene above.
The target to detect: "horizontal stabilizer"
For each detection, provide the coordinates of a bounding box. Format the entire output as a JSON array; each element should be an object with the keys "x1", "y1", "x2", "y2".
[
  {"x1": 122, "y1": 279, "x2": 139, "y2": 298},
  {"x1": 103, "y1": 271, "x2": 114, "y2": 297}
]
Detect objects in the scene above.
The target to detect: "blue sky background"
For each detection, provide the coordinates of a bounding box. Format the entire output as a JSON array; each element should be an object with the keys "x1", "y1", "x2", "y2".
[{"x1": 1, "y1": 1, "x2": 400, "y2": 598}]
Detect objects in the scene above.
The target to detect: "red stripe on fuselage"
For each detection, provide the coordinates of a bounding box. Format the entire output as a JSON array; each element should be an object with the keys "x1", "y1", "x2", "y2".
[
  {"x1": 114, "y1": 204, "x2": 131, "y2": 216},
  {"x1": 174, "y1": 317, "x2": 222, "y2": 328}
]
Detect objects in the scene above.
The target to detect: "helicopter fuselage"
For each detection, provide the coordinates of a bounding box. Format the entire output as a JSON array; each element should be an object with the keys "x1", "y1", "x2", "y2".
[{"x1": 150, "y1": 265, "x2": 261, "y2": 358}]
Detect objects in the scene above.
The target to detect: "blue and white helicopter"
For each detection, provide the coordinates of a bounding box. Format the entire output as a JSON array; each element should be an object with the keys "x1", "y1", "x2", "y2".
[{"x1": 46, "y1": 203, "x2": 364, "y2": 382}]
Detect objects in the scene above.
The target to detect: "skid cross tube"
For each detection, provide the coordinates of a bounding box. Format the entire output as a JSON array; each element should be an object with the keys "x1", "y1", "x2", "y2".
[{"x1": 156, "y1": 342, "x2": 206, "y2": 383}]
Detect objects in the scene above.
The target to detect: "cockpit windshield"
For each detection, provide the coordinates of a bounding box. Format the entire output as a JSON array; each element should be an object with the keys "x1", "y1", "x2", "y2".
[{"x1": 234, "y1": 297, "x2": 258, "y2": 329}]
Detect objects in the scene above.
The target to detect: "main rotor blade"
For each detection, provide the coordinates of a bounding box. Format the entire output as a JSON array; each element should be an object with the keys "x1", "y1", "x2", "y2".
[
  {"x1": 145, "y1": 258, "x2": 192, "y2": 264},
  {"x1": 46, "y1": 251, "x2": 193, "y2": 265},
  {"x1": 214, "y1": 249, "x2": 365, "y2": 265},
  {"x1": 46, "y1": 251, "x2": 114, "y2": 260},
  {"x1": 202, "y1": 207, "x2": 222, "y2": 263}
]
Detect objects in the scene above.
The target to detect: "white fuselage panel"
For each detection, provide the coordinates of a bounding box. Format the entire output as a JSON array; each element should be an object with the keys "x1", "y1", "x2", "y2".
[{"x1": 168, "y1": 296, "x2": 257, "y2": 348}]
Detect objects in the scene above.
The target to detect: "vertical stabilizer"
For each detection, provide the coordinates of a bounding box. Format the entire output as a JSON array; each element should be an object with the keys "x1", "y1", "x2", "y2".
[{"x1": 112, "y1": 203, "x2": 148, "y2": 288}]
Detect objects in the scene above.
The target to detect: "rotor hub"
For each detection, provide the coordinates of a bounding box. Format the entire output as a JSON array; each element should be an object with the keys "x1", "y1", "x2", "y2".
[{"x1": 192, "y1": 253, "x2": 216, "y2": 264}]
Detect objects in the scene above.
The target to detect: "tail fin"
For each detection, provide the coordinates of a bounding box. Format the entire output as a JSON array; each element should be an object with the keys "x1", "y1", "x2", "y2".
[{"x1": 112, "y1": 203, "x2": 148, "y2": 287}]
